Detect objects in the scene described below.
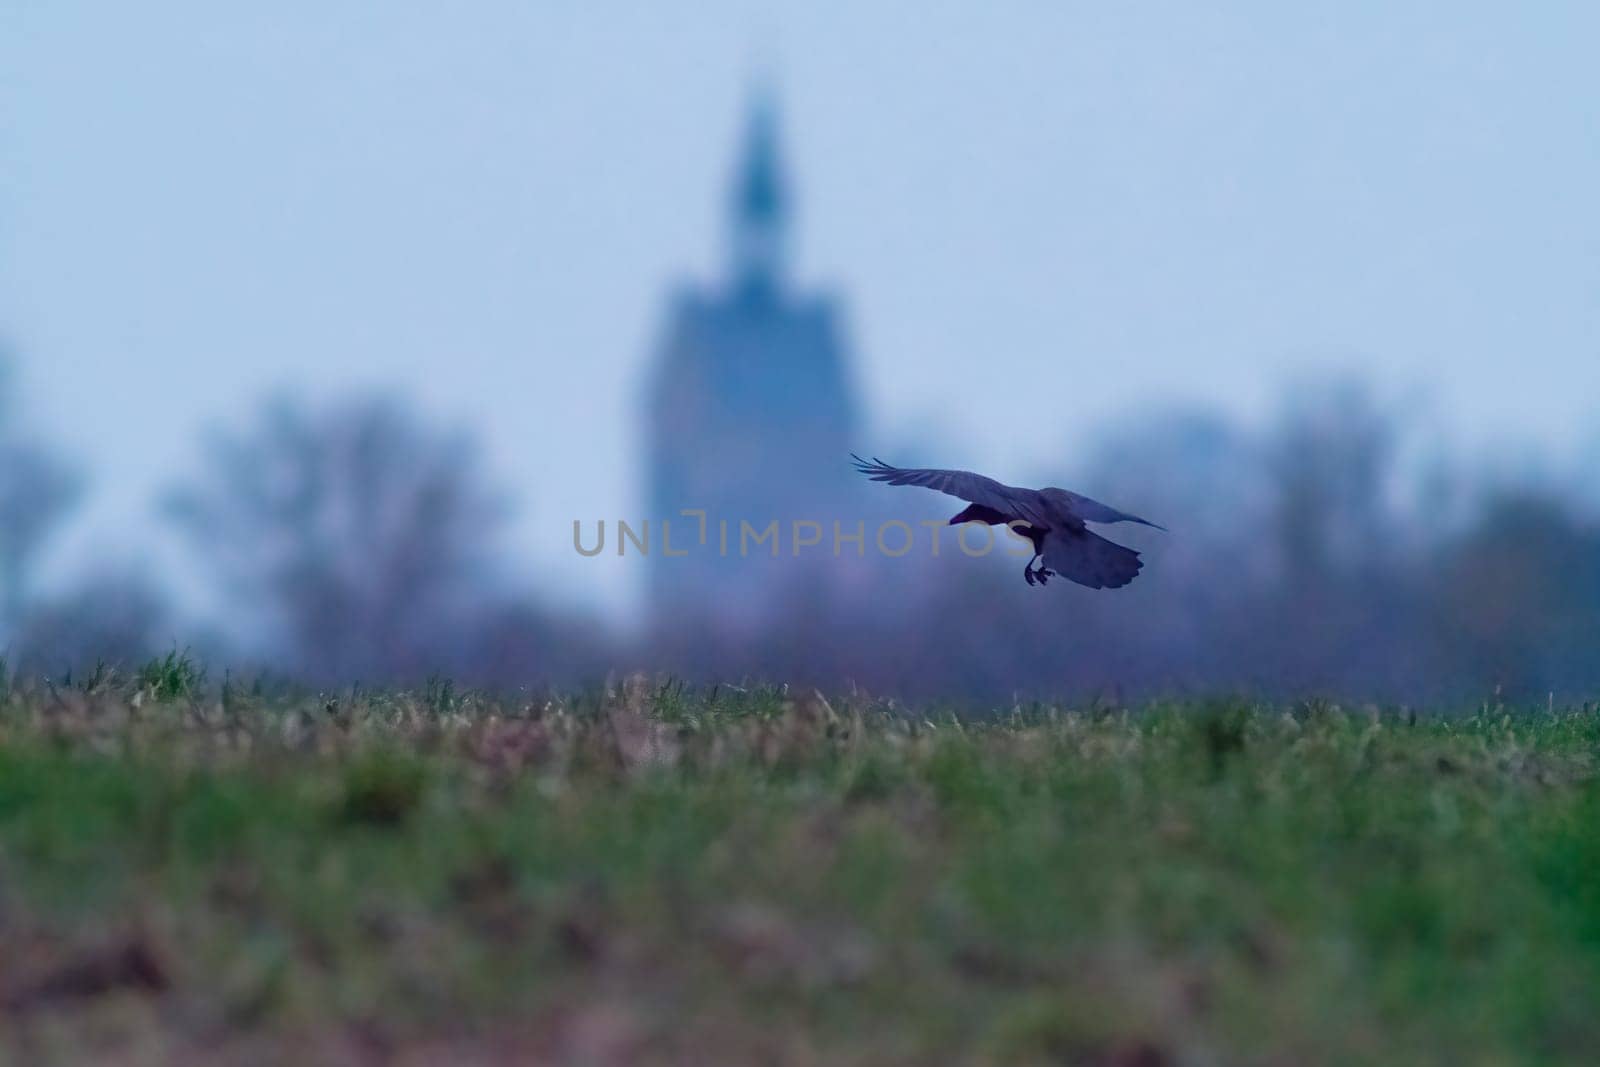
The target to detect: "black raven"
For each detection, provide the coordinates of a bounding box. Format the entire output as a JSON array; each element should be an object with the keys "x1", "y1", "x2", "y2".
[{"x1": 853, "y1": 455, "x2": 1165, "y2": 589}]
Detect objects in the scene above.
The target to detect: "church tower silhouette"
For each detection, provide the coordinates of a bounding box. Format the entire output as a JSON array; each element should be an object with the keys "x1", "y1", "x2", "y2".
[{"x1": 645, "y1": 93, "x2": 864, "y2": 630}]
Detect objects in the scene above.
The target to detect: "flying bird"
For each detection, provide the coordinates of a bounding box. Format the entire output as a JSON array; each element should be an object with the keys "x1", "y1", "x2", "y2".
[{"x1": 852, "y1": 455, "x2": 1165, "y2": 589}]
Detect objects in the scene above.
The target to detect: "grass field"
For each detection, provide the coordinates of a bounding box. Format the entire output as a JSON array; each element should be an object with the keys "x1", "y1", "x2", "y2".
[{"x1": 2, "y1": 663, "x2": 1599, "y2": 1064}]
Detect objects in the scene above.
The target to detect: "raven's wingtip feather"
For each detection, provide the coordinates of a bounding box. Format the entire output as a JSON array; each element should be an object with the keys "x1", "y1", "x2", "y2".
[{"x1": 851, "y1": 454, "x2": 899, "y2": 480}]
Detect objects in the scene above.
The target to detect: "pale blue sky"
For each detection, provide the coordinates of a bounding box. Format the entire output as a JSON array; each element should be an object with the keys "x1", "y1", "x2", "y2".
[{"x1": 2, "y1": 2, "x2": 1596, "y2": 619}]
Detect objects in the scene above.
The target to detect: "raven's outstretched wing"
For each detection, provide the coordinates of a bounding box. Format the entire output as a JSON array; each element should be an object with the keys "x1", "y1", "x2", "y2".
[
  {"x1": 851, "y1": 455, "x2": 1051, "y2": 530},
  {"x1": 1041, "y1": 527, "x2": 1143, "y2": 589},
  {"x1": 1058, "y1": 491, "x2": 1167, "y2": 531}
]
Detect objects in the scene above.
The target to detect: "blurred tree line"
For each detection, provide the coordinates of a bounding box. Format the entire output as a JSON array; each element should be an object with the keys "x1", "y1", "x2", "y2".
[{"x1": 2, "y1": 348, "x2": 1596, "y2": 703}]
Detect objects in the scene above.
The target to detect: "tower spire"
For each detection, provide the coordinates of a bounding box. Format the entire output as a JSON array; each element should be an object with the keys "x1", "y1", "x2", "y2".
[{"x1": 728, "y1": 90, "x2": 788, "y2": 300}]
